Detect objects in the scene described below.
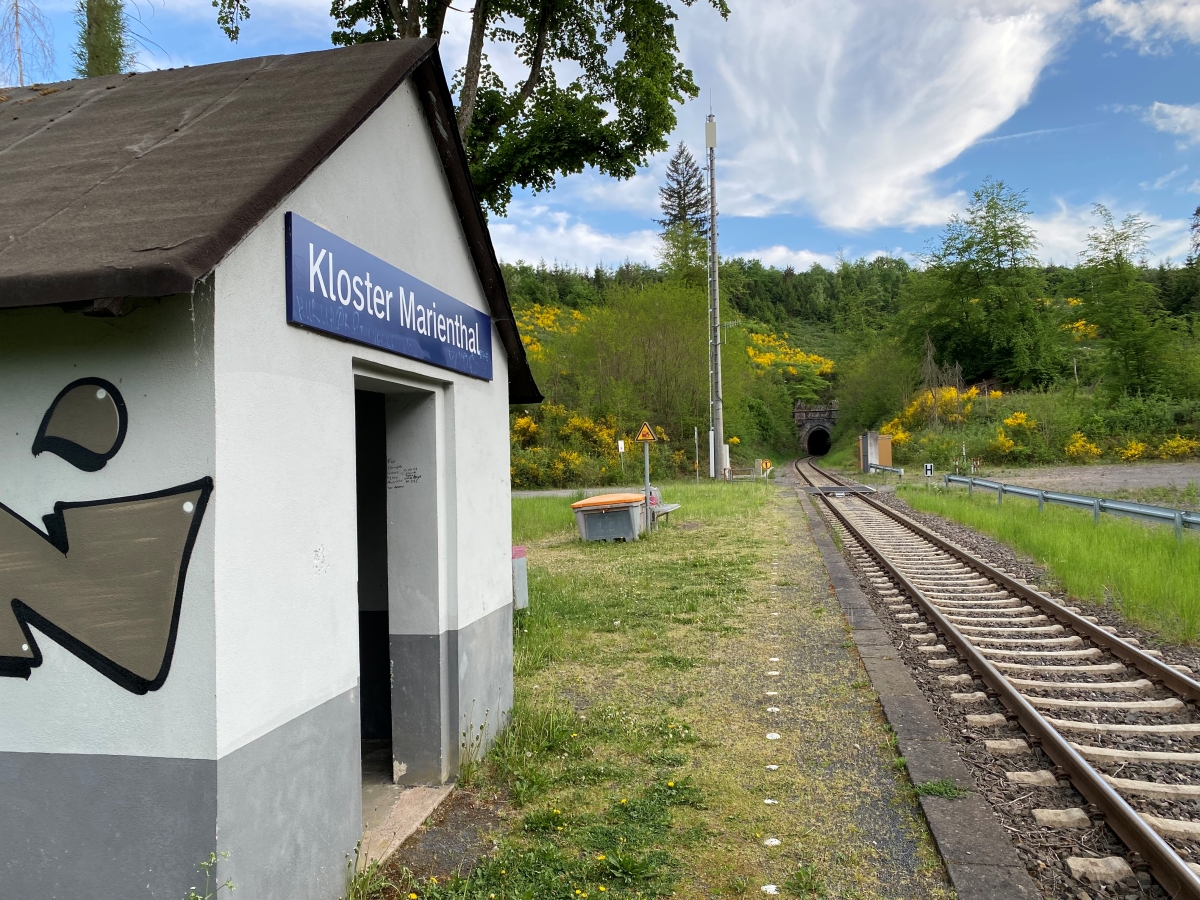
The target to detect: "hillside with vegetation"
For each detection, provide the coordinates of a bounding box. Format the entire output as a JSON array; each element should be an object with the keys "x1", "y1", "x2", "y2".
[{"x1": 505, "y1": 164, "x2": 1200, "y2": 487}]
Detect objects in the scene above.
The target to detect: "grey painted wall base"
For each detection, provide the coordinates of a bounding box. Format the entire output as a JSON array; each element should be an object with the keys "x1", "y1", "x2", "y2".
[
  {"x1": 391, "y1": 602, "x2": 512, "y2": 786},
  {"x1": 1, "y1": 689, "x2": 360, "y2": 900},
  {"x1": 0, "y1": 750, "x2": 217, "y2": 900},
  {"x1": 217, "y1": 687, "x2": 361, "y2": 900}
]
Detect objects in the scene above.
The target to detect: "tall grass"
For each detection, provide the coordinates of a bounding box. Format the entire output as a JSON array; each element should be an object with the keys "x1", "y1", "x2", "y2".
[
  {"x1": 512, "y1": 491, "x2": 583, "y2": 543},
  {"x1": 899, "y1": 485, "x2": 1200, "y2": 642}
]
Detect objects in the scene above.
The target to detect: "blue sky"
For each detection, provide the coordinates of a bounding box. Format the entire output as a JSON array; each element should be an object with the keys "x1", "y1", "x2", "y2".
[{"x1": 12, "y1": 0, "x2": 1200, "y2": 270}]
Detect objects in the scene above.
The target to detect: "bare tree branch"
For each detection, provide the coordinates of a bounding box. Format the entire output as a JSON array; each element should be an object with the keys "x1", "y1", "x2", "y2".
[
  {"x1": 456, "y1": 0, "x2": 489, "y2": 137},
  {"x1": 513, "y1": 1, "x2": 551, "y2": 110}
]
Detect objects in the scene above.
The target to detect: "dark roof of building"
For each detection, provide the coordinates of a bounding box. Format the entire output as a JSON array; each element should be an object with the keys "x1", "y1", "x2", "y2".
[{"x1": 0, "y1": 40, "x2": 540, "y2": 403}]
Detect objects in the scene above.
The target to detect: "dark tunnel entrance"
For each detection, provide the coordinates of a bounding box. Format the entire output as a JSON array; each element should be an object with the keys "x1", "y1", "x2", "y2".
[{"x1": 806, "y1": 427, "x2": 832, "y2": 457}]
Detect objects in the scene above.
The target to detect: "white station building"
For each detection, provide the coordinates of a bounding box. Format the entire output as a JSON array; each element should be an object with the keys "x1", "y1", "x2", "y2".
[{"x1": 0, "y1": 39, "x2": 539, "y2": 899}]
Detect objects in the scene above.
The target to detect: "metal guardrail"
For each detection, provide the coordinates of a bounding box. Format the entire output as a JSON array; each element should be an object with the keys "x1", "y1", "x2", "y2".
[
  {"x1": 868, "y1": 464, "x2": 904, "y2": 479},
  {"x1": 943, "y1": 474, "x2": 1200, "y2": 539}
]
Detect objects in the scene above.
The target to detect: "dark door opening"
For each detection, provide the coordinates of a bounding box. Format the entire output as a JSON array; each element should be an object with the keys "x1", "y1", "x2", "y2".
[
  {"x1": 355, "y1": 391, "x2": 391, "y2": 756},
  {"x1": 806, "y1": 427, "x2": 832, "y2": 457}
]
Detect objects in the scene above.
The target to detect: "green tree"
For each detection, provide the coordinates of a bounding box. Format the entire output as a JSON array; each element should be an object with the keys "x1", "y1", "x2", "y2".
[
  {"x1": 901, "y1": 178, "x2": 1062, "y2": 386},
  {"x1": 300, "y1": 0, "x2": 729, "y2": 214},
  {"x1": 657, "y1": 142, "x2": 708, "y2": 237},
  {"x1": 1081, "y1": 204, "x2": 1171, "y2": 397},
  {"x1": 72, "y1": 0, "x2": 133, "y2": 77},
  {"x1": 0, "y1": 0, "x2": 54, "y2": 86}
]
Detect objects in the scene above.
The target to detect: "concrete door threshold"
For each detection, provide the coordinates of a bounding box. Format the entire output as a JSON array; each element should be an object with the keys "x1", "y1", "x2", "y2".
[
  {"x1": 797, "y1": 488, "x2": 1041, "y2": 900},
  {"x1": 363, "y1": 783, "x2": 455, "y2": 865}
]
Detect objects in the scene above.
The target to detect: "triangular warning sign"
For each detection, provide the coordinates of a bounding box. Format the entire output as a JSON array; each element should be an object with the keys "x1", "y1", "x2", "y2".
[{"x1": 634, "y1": 422, "x2": 656, "y2": 442}]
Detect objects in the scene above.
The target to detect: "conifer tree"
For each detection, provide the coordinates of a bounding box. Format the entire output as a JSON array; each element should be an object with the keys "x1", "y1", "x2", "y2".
[
  {"x1": 657, "y1": 142, "x2": 708, "y2": 238},
  {"x1": 73, "y1": 0, "x2": 133, "y2": 78},
  {"x1": 0, "y1": 0, "x2": 54, "y2": 86}
]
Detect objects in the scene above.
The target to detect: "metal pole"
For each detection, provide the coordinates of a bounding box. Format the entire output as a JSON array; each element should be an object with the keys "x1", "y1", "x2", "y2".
[
  {"x1": 644, "y1": 440, "x2": 651, "y2": 532},
  {"x1": 706, "y1": 114, "x2": 724, "y2": 479},
  {"x1": 694, "y1": 426, "x2": 699, "y2": 484}
]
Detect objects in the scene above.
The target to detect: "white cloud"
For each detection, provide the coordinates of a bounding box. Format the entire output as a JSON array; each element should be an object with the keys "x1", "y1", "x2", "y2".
[
  {"x1": 1140, "y1": 164, "x2": 1190, "y2": 189},
  {"x1": 669, "y1": 0, "x2": 1078, "y2": 229},
  {"x1": 1032, "y1": 199, "x2": 1192, "y2": 263},
  {"x1": 1087, "y1": 0, "x2": 1200, "y2": 50},
  {"x1": 490, "y1": 203, "x2": 660, "y2": 268},
  {"x1": 1145, "y1": 101, "x2": 1200, "y2": 144},
  {"x1": 740, "y1": 245, "x2": 841, "y2": 271}
]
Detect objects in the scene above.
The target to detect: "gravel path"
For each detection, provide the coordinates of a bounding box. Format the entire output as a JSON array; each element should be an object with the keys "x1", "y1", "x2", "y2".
[{"x1": 982, "y1": 463, "x2": 1200, "y2": 498}]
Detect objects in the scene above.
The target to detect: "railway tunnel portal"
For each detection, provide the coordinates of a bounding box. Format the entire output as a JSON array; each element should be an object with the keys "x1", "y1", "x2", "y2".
[{"x1": 794, "y1": 401, "x2": 837, "y2": 456}]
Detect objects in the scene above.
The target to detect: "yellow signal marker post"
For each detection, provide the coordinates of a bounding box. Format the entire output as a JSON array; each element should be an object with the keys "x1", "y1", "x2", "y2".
[{"x1": 634, "y1": 422, "x2": 657, "y2": 530}]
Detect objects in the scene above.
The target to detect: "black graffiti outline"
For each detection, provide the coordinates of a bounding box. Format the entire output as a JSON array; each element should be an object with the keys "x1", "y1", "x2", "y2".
[
  {"x1": 0, "y1": 477, "x2": 213, "y2": 694},
  {"x1": 32, "y1": 377, "x2": 129, "y2": 472}
]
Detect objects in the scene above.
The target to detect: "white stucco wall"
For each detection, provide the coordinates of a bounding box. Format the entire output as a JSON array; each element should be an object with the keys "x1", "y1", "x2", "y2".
[
  {"x1": 211, "y1": 79, "x2": 512, "y2": 758},
  {"x1": 0, "y1": 294, "x2": 217, "y2": 759}
]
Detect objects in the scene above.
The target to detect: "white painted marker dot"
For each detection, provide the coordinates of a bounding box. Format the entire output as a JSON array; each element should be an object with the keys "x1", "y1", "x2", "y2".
[
  {"x1": 95, "y1": 389, "x2": 107, "y2": 400},
  {"x1": 766, "y1": 732, "x2": 781, "y2": 740},
  {"x1": 182, "y1": 501, "x2": 195, "y2": 514},
  {"x1": 769, "y1": 657, "x2": 780, "y2": 662},
  {"x1": 763, "y1": 838, "x2": 781, "y2": 847},
  {"x1": 767, "y1": 706, "x2": 780, "y2": 712},
  {"x1": 21, "y1": 644, "x2": 29, "y2": 652},
  {"x1": 767, "y1": 671, "x2": 780, "y2": 676}
]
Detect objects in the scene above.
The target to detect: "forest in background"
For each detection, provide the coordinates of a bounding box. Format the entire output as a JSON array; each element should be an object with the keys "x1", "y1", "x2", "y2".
[{"x1": 505, "y1": 168, "x2": 1200, "y2": 487}]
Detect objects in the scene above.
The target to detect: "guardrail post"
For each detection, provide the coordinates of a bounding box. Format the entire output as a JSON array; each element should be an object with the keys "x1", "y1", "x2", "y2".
[
  {"x1": 998, "y1": 483, "x2": 1003, "y2": 507},
  {"x1": 1038, "y1": 490, "x2": 1044, "y2": 513},
  {"x1": 967, "y1": 478, "x2": 972, "y2": 497},
  {"x1": 1176, "y1": 510, "x2": 1184, "y2": 542},
  {"x1": 1093, "y1": 498, "x2": 1101, "y2": 523}
]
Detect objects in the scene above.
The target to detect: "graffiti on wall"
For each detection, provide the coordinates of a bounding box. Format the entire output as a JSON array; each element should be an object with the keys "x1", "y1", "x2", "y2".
[{"x1": 0, "y1": 379, "x2": 212, "y2": 694}]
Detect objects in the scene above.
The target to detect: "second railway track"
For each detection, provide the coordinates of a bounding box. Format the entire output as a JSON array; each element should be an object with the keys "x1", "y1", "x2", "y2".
[{"x1": 794, "y1": 457, "x2": 1200, "y2": 898}]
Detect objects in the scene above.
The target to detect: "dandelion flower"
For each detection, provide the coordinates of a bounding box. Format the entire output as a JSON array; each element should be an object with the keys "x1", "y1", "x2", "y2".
[
  {"x1": 667, "y1": 781, "x2": 675, "y2": 787},
  {"x1": 597, "y1": 854, "x2": 606, "y2": 861},
  {"x1": 409, "y1": 895, "x2": 418, "y2": 900},
  {"x1": 572, "y1": 733, "x2": 578, "y2": 738},
  {"x1": 621, "y1": 798, "x2": 627, "y2": 804}
]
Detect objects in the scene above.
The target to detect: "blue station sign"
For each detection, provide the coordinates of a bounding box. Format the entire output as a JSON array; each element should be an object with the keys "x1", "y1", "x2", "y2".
[{"x1": 285, "y1": 212, "x2": 493, "y2": 381}]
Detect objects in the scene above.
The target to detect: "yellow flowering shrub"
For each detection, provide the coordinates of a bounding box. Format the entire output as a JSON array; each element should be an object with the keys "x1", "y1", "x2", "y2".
[
  {"x1": 880, "y1": 417, "x2": 911, "y2": 447},
  {"x1": 1158, "y1": 434, "x2": 1200, "y2": 460},
  {"x1": 745, "y1": 333, "x2": 834, "y2": 375},
  {"x1": 988, "y1": 389, "x2": 1003, "y2": 401},
  {"x1": 1062, "y1": 319, "x2": 1099, "y2": 341},
  {"x1": 1066, "y1": 297, "x2": 1082, "y2": 307},
  {"x1": 512, "y1": 415, "x2": 539, "y2": 448},
  {"x1": 550, "y1": 450, "x2": 584, "y2": 486},
  {"x1": 559, "y1": 414, "x2": 617, "y2": 455},
  {"x1": 513, "y1": 304, "x2": 585, "y2": 361},
  {"x1": 989, "y1": 428, "x2": 1016, "y2": 455},
  {"x1": 1116, "y1": 440, "x2": 1147, "y2": 462},
  {"x1": 728, "y1": 435, "x2": 741, "y2": 445},
  {"x1": 899, "y1": 386, "x2": 977, "y2": 427},
  {"x1": 1002, "y1": 411, "x2": 1037, "y2": 430},
  {"x1": 1064, "y1": 432, "x2": 1102, "y2": 462}
]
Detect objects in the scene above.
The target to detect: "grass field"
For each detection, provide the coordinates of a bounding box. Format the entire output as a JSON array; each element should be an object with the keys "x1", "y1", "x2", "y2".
[
  {"x1": 899, "y1": 484, "x2": 1200, "y2": 643},
  {"x1": 379, "y1": 481, "x2": 948, "y2": 899}
]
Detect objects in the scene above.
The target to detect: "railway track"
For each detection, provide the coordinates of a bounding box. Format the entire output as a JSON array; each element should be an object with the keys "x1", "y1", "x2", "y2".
[{"x1": 793, "y1": 457, "x2": 1200, "y2": 898}]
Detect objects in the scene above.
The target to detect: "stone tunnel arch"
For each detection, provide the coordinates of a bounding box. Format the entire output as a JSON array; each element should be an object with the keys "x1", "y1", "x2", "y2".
[{"x1": 794, "y1": 402, "x2": 837, "y2": 457}]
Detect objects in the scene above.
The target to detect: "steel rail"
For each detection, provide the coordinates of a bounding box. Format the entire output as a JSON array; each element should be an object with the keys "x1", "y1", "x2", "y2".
[
  {"x1": 812, "y1": 462, "x2": 1200, "y2": 702},
  {"x1": 793, "y1": 458, "x2": 1200, "y2": 899}
]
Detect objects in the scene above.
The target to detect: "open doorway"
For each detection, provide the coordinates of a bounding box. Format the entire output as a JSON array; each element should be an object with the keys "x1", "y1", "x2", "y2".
[{"x1": 356, "y1": 391, "x2": 392, "y2": 808}]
